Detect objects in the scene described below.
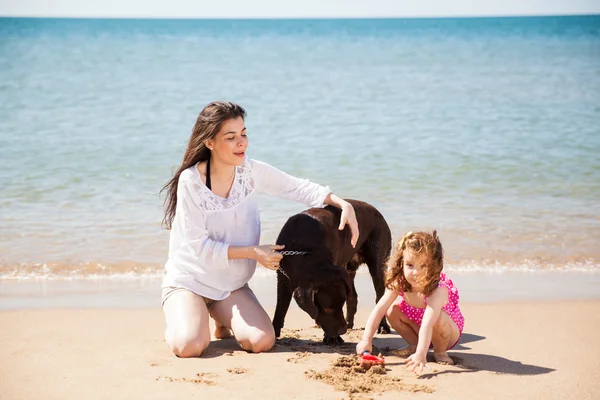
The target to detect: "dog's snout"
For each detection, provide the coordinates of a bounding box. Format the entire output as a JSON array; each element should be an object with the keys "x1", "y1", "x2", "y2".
[{"x1": 337, "y1": 323, "x2": 348, "y2": 336}]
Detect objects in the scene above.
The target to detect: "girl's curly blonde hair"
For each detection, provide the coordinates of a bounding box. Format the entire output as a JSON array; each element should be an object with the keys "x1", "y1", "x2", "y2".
[{"x1": 385, "y1": 230, "x2": 444, "y2": 296}]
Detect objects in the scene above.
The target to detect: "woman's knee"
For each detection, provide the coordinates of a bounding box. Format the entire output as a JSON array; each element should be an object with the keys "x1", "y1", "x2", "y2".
[
  {"x1": 167, "y1": 330, "x2": 210, "y2": 358},
  {"x1": 238, "y1": 329, "x2": 275, "y2": 353}
]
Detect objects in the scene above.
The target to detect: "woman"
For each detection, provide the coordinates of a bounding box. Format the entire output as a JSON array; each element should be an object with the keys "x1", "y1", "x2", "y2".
[{"x1": 161, "y1": 101, "x2": 359, "y2": 357}]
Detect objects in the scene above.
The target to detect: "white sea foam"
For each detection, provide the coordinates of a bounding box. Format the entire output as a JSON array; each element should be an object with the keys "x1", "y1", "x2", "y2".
[{"x1": 1, "y1": 259, "x2": 599, "y2": 281}]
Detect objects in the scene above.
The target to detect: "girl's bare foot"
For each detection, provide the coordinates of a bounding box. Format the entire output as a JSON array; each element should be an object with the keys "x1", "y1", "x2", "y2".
[
  {"x1": 394, "y1": 345, "x2": 417, "y2": 357},
  {"x1": 214, "y1": 325, "x2": 233, "y2": 339},
  {"x1": 434, "y1": 352, "x2": 454, "y2": 365}
]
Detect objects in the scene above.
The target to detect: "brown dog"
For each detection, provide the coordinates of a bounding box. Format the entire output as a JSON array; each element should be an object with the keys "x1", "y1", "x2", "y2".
[{"x1": 272, "y1": 199, "x2": 392, "y2": 344}]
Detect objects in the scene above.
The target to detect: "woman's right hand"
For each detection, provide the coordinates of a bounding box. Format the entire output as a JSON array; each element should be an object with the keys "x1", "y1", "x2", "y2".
[
  {"x1": 356, "y1": 339, "x2": 372, "y2": 355},
  {"x1": 253, "y1": 245, "x2": 285, "y2": 270}
]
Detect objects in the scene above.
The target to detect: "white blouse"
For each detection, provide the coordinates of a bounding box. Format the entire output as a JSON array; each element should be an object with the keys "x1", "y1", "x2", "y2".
[{"x1": 162, "y1": 158, "x2": 332, "y2": 300}]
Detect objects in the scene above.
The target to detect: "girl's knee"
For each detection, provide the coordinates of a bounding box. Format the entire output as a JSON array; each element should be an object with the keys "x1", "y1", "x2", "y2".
[
  {"x1": 432, "y1": 314, "x2": 451, "y2": 338},
  {"x1": 385, "y1": 304, "x2": 397, "y2": 319},
  {"x1": 386, "y1": 304, "x2": 406, "y2": 322},
  {"x1": 167, "y1": 331, "x2": 210, "y2": 358},
  {"x1": 433, "y1": 315, "x2": 444, "y2": 329}
]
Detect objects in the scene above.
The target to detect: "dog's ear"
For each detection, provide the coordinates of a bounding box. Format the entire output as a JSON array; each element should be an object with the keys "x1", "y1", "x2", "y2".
[
  {"x1": 295, "y1": 286, "x2": 319, "y2": 319},
  {"x1": 307, "y1": 287, "x2": 319, "y2": 319},
  {"x1": 330, "y1": 265, "x2": 352, "y2": 297}
]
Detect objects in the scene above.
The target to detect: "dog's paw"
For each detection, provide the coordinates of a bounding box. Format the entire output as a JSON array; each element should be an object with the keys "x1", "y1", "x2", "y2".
[
  {"x1": 323, "y1": 335, "x2": 345, "y2": 345},
  {"x1": 272, "y1": 324, "x2": 282, "y2": 338},
  {"x1": 377, "y1": 321, "x2": 392, "y2": 334}
]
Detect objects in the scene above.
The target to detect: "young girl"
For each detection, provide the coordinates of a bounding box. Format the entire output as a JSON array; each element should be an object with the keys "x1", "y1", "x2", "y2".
[
  {"x1": 356, "y1": 231, "x2": 464, "y2": 372},
  {"x1": 161, "y1": 101, "x2": 359, "y2": 358}
]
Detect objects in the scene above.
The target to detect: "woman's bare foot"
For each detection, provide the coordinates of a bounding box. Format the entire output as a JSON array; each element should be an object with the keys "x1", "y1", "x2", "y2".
[
  {"x1": 434, "y1": 352, "x2": 454, "y2": 365},
  {"x1": 214, "y1": 325, "x2": 233, "y2": 339},
  {"x1": 394, "y1": 345, "x2": 417, "y2": 357}
]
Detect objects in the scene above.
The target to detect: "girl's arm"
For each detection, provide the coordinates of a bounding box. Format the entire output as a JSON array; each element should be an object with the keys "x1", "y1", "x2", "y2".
[
  {"x1": 356, "y1": 289, "x2": 399, "y2": 354},
  {"x1": 405, "y1": 286, "x2": 449, "y2": 372}
]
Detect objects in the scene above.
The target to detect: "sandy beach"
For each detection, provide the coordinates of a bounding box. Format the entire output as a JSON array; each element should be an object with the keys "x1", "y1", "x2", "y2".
[
  {"x1": 1, "y1": 299, "x2": 599, "y2": 400},
  {"x1": 2, "y1": 12, "x2": 599, "y2": 400}
]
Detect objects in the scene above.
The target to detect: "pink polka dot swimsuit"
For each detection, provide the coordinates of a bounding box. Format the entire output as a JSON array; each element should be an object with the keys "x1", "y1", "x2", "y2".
[{"x1": 398, "y1": 273, "x2": 465, "y2": 347}]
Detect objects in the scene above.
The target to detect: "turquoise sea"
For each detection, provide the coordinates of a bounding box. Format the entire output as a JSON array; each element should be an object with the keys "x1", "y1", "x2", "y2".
[{"x1": 0, "y1": 16, "x2": 599, "y2": 286}]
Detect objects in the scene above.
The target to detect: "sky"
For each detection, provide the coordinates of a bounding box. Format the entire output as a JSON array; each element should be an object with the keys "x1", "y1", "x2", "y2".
[{"x1": 0, "y1": 0, "x2": 599, "y2": 18}]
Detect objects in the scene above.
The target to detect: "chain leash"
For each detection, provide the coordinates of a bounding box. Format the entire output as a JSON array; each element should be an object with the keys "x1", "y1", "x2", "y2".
[
  {"x1": 275, "y1": 250, "x2": 309, "y2": 280},
  {"x1": 277, "y1": 250, "x2": 310, "y2": 256}
]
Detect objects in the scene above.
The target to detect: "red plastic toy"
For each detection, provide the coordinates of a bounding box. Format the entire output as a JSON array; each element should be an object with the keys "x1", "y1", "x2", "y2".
[{"x1": 360, "y1": 351, "x2": 385, "y2": 370}]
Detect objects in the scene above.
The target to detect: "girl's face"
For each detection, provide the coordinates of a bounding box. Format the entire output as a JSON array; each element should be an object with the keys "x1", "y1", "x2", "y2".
[
  {"x1": 206, "y1": 116, "x2": 248, "y2": 166},
  {"x1": 402, "y1": 250, "x2": 428, "y2": 290}
]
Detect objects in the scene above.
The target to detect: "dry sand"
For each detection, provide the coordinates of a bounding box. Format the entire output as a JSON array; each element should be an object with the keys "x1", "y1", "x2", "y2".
[{"x1": 1, "y1": 300, "x2": 599, "y2": 399}]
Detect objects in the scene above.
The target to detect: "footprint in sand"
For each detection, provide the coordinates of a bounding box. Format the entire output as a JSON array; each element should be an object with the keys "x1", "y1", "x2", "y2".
[
  {"x1": 280, "y1": 328, "x2": 303, "y2": 339},
  {"x1": 227, "y1": 368, "x2": 248, "y2": 374},
  {"x1": 287, "y1": 351, "x2": 312, "y2": 363},
  {"x1": 156, "y1": 372, "x2": 218, "y2": 386}
]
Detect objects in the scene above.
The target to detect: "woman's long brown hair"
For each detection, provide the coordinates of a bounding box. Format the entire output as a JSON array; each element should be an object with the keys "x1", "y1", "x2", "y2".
[{"x1": 160, "y1": 101, "x2": 246, "y2": 230}]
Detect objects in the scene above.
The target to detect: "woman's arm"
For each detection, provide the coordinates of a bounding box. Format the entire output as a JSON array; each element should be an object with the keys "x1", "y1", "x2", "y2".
[
  {"x1": 324, "y1": 193, "x2": 359, "y2": 248},
  {"x1": 175, "y1": 174, "x2": 231, "y2": 270},
  {"x1": 251, "y1": 160, "x2": 359, "y2": 247},
  {"x1": 251, "y1": 159, "x2": 332, "y2": 207},
  {"x1": 228, "y1": 245, "x2": 284, "y2": 270},
  {"x1": 177, "y1": 172, "x2": 284, "y2": 270},
  {"x1": 356, "y1": 289, "x2": 399, "y2": 354}
]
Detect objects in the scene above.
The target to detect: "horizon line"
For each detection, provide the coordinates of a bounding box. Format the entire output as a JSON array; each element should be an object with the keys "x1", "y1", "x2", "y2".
[{"x1": 1, "y1": 12, "x2": 599, "y2": 20}]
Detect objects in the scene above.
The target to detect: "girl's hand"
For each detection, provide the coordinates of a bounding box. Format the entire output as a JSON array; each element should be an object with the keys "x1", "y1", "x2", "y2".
[
  {"x1": 405, "y1": 353, "x2": 430, "y2": 374},
  {"x1": 339, "y1": 203, "x2": 359, "y2": 248},
  {"x1": 356, "y1": 339, "x2": 372, "y2": 355},
  {"x1": 253, "y1": 245, "x2": 285, "y2": 270}
]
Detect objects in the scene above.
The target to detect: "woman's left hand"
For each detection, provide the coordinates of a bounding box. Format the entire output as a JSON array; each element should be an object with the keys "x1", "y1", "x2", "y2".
[{"x1": 339, "y1": 202, "x2": 359, "y2": 248}]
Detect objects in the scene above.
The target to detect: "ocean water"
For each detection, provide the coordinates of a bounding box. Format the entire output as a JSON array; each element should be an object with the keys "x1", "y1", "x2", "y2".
[{"x1": 1, "y1": 16, "x2": 599, "y2": 280}]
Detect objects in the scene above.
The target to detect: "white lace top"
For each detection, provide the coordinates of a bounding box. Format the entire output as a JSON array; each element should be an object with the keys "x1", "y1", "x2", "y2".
[{"x1": 162, "y1": 158, "x2": 332, "y2": 300}]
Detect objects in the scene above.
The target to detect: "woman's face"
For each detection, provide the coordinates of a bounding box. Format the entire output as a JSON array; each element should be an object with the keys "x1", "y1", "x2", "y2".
[{"x1": 206, "y1": 116, "x2": 248, "y2": 166}]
